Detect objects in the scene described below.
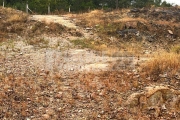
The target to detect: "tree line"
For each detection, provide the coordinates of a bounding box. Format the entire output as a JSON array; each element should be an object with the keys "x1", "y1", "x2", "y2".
[{"x1": 0, "y1": 0, "x2": 173, "y2": 14}]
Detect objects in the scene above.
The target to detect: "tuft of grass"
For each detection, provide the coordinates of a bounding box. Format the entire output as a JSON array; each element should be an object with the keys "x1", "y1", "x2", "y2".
[
  {"x1": 71, "y1": 39, "x2": 93, "y2": 49},
  {"x1": 171, "y1": 45, "x2": 180, "y2": 54},
  {"x1": 71, "y1": 38, "x2": 143, "y2": 57},
  {"x1": 27, "y1": 38, "x2": 49, "y2": 48},
  {"x1": 141, "y1": 52, "x2": 180, "y2": 80},
  {"x1": 7, "y1": 14, "x2": 28, "y2": 23},
  {"x1": 77, "y1": 10, "x2": 104, "y2": 27}
]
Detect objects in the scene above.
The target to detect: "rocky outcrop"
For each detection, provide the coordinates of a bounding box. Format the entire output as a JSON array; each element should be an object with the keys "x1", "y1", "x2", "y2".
[{"x1": 125, "y1": 85, "x2": 180, "y2": 118}]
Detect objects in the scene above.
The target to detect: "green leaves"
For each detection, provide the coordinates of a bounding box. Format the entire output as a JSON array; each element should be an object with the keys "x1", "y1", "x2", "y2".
[{"x1": 3, "y1": 0, "x2": 173, "y2": 14}]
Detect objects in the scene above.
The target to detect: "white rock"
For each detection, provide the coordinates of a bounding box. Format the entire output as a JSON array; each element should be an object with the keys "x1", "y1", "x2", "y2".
[{"x1": 168, "y1": 30, "x2": 173, "y2": 35}]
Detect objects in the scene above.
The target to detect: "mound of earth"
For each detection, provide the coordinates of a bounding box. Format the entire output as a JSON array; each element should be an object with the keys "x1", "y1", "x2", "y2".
[
  {"x1": 75, "y1": 7, "x2": 180, "y2": 51},
  {"x1": 0, "y1": 7, "x2": 82, "y2": 42}
]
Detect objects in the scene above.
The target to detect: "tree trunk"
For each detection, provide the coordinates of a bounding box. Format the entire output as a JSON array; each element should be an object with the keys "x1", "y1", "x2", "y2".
[{"x1": 116, "y1": 0, "x2": 119, "y2": 9}]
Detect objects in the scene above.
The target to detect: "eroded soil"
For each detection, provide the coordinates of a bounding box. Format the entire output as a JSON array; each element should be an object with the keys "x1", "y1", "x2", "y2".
[{"x1": 0, "y1": 7, "x2": 180, "y2": 119}]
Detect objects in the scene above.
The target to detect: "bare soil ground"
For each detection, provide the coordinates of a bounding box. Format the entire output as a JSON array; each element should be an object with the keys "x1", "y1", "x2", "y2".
[{"x1": 0, "y1": 7, "x2": 180, "y2": 119}]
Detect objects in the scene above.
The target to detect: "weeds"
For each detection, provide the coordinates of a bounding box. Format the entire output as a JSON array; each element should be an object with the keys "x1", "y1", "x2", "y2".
[
  {"x1": 71, "y1": 39, "x2": 93, "y2": 49},
  {"x1": 141, "y1": 52, "x2": 180, "y2": 80},
  {"x1": 171, "y1": 44, "x2": 180, "y2": 54},
  {"x1": 7, "y1": 14, "x2": 27, "y2": 23},
  {"x1": 27, "y1": 38, "x2": 49, "y2": 48}
]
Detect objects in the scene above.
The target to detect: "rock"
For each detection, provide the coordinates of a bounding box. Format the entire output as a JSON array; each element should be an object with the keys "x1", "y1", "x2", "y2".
[
  {"x1": 125, "y1": 85, "x2": 180, "y2": 113},
  {"x1": 130, "y1": 8, "x2": 140, "y2": 13},
  {"x1": 161, "y1": 104, "x2": 167, "y2": 110},
  {"x1": 70, "y1": 68, "x2": 74, "y2": 71},
  {"x1": 90, "y1": 32, "x2": 94, "y2": 35},
  {"x1": 159, "y1": 73, "x2": 167, "y2": 78},
  {"x1": 174, "y1": 74, "x2": 180, "y2": 80},
  {"x1": 39, "y1": 73, "x2": 46, "y2": 76},
  {"x1": 144, "y1": 50, "x2": 151, "y2": 54},
  {"x1": 125, "y1": 92, "x2": 143, "y2": 107},
  {"x1": 168, "y1": 30, "x2": 173, "y2": 35},
  {"x1": 147, "y1": 91, "x2": 163, "y2": 106},
  {"x1": 57, "y1": 107, "x2": 63, "y2": 112},
  {"x1": 85, "y1": 27, "x2": 93, "y2": 30},
  {"x1": 45, "y1": 26, "x2": 49, "y2": 29},
  {"x1": 42, "y1": 114, "x2": 50, "y2": 119},
  {"x1": 95, "y1": 24, "x2": 99, "y2": 27},
  {"x1": 46, "y1": 108, "x2": 55, "y2": 116},
  {"x1": 117, "y1": 29, "x2": 139, "y2": 37},
  {"x1": 55, "y1": 92, "x2": 63, "y2": 99}
]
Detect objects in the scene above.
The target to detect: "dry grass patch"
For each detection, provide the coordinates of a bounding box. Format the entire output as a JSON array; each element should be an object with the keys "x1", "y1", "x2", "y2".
[
  {"x1": 155, "y1": 20, "x2": 180, "y2": 27},
  {"x1": 171, "y1": 44, "x2": 180, "y2": 54},
  {"x1": 141, "y1": 52, "x2": 180, "y2": 80},
  {"x1": 27, "y1": 38, "x2": 49, "y2": 48},
  {"x1": 114, "y1": 17, "x2": 147, "y2": 23},
  {"x1": 6, "y1": 13, "x2": 28, "y2": 23},
  {"x1": 0, "y1": 31, "x2": 7, "y2": 42},
  {"x1": 0, "y1": 7, "x2": 28, "y2": 23},
  {"x1": 71, "y1": 38, "x2": 143, "y2": 57},
  {"x1": 76, "y1": 10, "x2": 105, "y2": 27}
]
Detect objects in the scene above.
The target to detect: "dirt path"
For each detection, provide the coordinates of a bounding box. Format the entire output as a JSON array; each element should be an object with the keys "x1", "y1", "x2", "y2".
[
  {"x1": 30, "y1": 15, "x2": 77, "y2": 28},
  {"x1": 0, "y1": 15, "x2": 146, "y2": 76},
  {"x1": 26, "y1": 15, "x2": 144, "y2": 73}
]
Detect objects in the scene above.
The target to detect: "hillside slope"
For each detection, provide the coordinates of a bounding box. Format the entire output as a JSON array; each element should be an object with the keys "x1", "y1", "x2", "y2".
[{"x1": 0, "y1": 7, "x2": 180, "y2": 119}]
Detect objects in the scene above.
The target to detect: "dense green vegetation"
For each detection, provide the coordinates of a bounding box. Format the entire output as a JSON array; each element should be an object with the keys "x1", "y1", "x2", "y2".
[{"x1": 0, "y1": 0, "x2": 173, "y2": 14}]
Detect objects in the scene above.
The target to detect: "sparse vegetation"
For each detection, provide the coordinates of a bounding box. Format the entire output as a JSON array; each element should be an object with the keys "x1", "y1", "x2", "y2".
[
  {"x1": 0, "y1": 6, "x2": 180, "y2": 120},
  {"x1": 27, "y1": 38, "x2": 49, "y2": 48},
  {"x1": 71, "y1": 39, "x2": 94, "y2": 49},
  {"x1": 171, "y1": 45, "x2": 180, "y2": 54},
  {"x1": 141, "y1": 52, "x2": 180, "y2": 80},
  {"x1": 7, "y1": 14, "x2": 28, "y2": 23}
]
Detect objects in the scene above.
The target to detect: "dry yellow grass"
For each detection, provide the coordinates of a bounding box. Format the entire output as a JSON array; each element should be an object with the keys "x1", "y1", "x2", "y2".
[
  {"x1": 155, "y1": 20, "x2": 180, "y2": 27},
  {"x1": 76, "y1": 9, "x2": 148, "y2": 27},
  {"x1": 114, "y1": 17, "x2": 147, "y2": 23},
  {"x1": 171, "y1": 44, "x2": 180, "y2": 54},
  {"x1": 141, "y1": 52, "x2": 180, "y2": 80},
  {"x1": 77, "y1": 10, "x2": 105, "y2": 27},
  {"x1": 7, "y1": 14, "x2": 27, "y2": 22}
]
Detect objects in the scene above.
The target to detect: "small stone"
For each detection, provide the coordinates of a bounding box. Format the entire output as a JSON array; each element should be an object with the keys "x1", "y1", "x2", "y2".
[
  {"x1": 159, "y1": 73, "x2": 167, "y2": 78},
  {"x1": 58, "y1": 107, "x2": 63, "y2": 112},
  {"x1": 175, "y1": 75, "x2": 180, "y2": 80},
  {"x1": 90, "y1": 32, "x2": 94, "y2": 35},
  {"x1": 42, "y1": 114, "x2": 50, "y2": 119},
  {"x1": 78, "y1": 109, "x2": 82, "y2": 113},
  {"x1": 161, "y1": 104, "x2": 166, "y2": 110},
  {"x1": 45, "y1": 26, "x2": 49, "y2": 29},
  {"x1": 86, "y1": 27, "x2": 92, "y2": 30},
  {"x1": 46, "y1": 108, "x2": 55, "y2": 116},
  {"x1": 55, "y1": 92, "x2": 63, "y2": 99},
  {"x1": 100, "y1": 110, "x2": 104, "y2": 114},
  {"x1": 6, "y1": 70, "x2": 12, "y2": 74},
  {"x1": 39, "y1": 72, "x2": 46, "y2": 76},
  {"x1": 168, "y1": 30, "x2": 173, "y2": 35},
  {"x1": 70, "y1": 68, "x2": 74, "y2": 71}
]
